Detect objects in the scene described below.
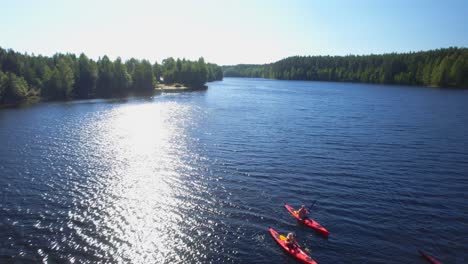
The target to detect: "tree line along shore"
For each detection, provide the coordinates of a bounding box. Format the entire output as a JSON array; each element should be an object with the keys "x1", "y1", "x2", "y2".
[
  {"x1": 1, "y1": 47, "x2": 467, "y2": 106},
  {"x1": 0, "y1": 47, "x2": 223, "y2": 106},
  {"x1": 223, "y1": 47, "x2": 468, "y2": 88}
]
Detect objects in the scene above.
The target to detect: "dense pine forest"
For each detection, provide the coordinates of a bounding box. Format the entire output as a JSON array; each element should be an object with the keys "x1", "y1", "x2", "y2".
[
  {"x1": 0, "y1": 47, "x2": 223, "y2": 105},
  {"x1": 223, "y1": 48, "x2": 468, "y2": 88}
]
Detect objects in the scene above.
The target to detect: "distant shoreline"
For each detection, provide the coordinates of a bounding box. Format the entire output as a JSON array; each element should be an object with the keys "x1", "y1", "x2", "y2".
[
  {"x1": 222, "y1": 47, "x2": 468, "y2": 89},
  {"x1": 221, "y1": 76, "x2": 466, "y2": 90},
  {"x1": 156, "y1": 83, "x2": 208, "y2": 93},
  {"x1": 0, "y1": 84, "x2": 208, "y2": 109}
]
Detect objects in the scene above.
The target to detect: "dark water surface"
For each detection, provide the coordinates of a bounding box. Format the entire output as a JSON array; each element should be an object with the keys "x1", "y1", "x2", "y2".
[{"x1": 1, "y1": 78, "x2": 467, "y2": 263}]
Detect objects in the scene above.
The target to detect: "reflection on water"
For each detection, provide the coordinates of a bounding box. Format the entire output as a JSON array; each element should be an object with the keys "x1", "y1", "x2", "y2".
[
  {"x1": 1, "y1": 96, "x2": 240, "y2": 264},
  {"x1": 67, "y1": 102, "x2": 210, "y2": 263}
]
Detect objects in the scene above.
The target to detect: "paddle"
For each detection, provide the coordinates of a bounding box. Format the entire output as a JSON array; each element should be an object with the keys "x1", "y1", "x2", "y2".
[{"x1": 309, "y1": 200, "x2": 317, "y2": 210}]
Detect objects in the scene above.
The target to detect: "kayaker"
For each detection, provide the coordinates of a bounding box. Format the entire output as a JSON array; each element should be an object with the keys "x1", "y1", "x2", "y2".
[
  {"x1": 297, "y1": 205, "x2": 309, "y2": 219},
  {"x1": 285, "y1": 232, "x2": 297, "y2": 249}
]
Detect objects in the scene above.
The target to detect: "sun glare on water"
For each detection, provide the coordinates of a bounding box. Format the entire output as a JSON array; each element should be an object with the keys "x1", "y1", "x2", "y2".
[{"x1": 69, "y1": 101, "x2": 206, "y2": 263}]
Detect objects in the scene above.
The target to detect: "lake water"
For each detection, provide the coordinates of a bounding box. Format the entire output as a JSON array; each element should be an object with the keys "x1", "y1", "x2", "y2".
[{"x1": 1, "y1": 78, "x2": 467, "y2": 263}]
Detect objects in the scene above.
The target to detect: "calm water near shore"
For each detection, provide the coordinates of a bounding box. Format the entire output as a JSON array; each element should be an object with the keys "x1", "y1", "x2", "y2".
[{"x1": 1, "y1": 78, "x2": 467, "y2": 263}]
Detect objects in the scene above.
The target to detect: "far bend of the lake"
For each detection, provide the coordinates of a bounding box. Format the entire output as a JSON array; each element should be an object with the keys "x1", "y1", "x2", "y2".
[{"x1": 1, "y1": 78, "x2": 467, "y2": 264}]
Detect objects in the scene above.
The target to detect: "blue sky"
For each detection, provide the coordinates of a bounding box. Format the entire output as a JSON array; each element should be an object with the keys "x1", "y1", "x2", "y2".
[{"x1": 0, "y1": 0, "x2": 467, "y2": 65}]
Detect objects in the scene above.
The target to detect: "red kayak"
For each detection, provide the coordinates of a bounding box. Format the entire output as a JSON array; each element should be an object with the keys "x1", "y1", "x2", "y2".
[
  {"x1": 284, "y1": 204, "x2": 330, "y2": 237},
  {"x1": 269, "y1": 227, "x2": 317, "y2": 264},
  {"x1": 419, "y1": 250, "x2": 442, "y2": 264}
]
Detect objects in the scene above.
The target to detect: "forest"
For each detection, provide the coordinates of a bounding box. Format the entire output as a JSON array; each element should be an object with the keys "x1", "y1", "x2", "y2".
[
  {"x1": 223, "y1": 48, "x2": 468, "y2": 88},
  {"x1": 0, "y1": 47, "x2": 223, "y2": 104}
]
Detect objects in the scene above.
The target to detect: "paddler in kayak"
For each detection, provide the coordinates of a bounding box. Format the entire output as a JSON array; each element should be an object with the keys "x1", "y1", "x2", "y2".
[
  {"x1": 297, "y1": 205, "x2": 310, "y2": 220},
  {"x1": 285, "y1": 233, "x2": 297, "y2": 249}
]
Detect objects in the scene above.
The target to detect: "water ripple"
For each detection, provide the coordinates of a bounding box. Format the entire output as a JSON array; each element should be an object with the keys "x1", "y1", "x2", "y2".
[{"x1": 1, "y1": 79, "x2": 468, "y2": 263}]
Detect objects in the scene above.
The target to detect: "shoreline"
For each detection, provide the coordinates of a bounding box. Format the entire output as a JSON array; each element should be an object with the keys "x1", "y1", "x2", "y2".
[
  {"x1": 0, "y1": 96, "x2": 42, "y2": 109},
  {"x1": 0, "y1": 84, "x2": 209, "y2": 109},
  {"x1": 156, "y1": 83, "x2": 208, "y2": 93}
]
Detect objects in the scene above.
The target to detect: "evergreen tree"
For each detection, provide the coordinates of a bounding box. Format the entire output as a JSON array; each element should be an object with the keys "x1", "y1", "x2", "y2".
[
  {"x1": 112, "y1": 58, "x2": 132, "y2": 95},
  {"x1": 132, "y1": 59, "x2": 154, "y2": 92},
  {"x1": 1, "y1": 72, "x2": 29, "y2": 103},
  {"x1": 75, "y1": 54, "x2": 98, "y2": 98},
  {"x1": 43, "y1": 58, "x2": 75, "y2": 99},
  {"x1": 96, "y1": 56, "x2": 114, "y2": 97},
  {"x1": 0, "y1": 71, "x2": 6, "y2": 102}
]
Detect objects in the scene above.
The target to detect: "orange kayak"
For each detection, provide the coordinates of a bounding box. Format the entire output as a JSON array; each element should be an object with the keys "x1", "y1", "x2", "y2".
[
  {"x1": 284, "y1": 204, "x2": 330, "y2": 237},
  {"x1": 269, "y1": 227, "x2": 317, "y2": 264}
]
